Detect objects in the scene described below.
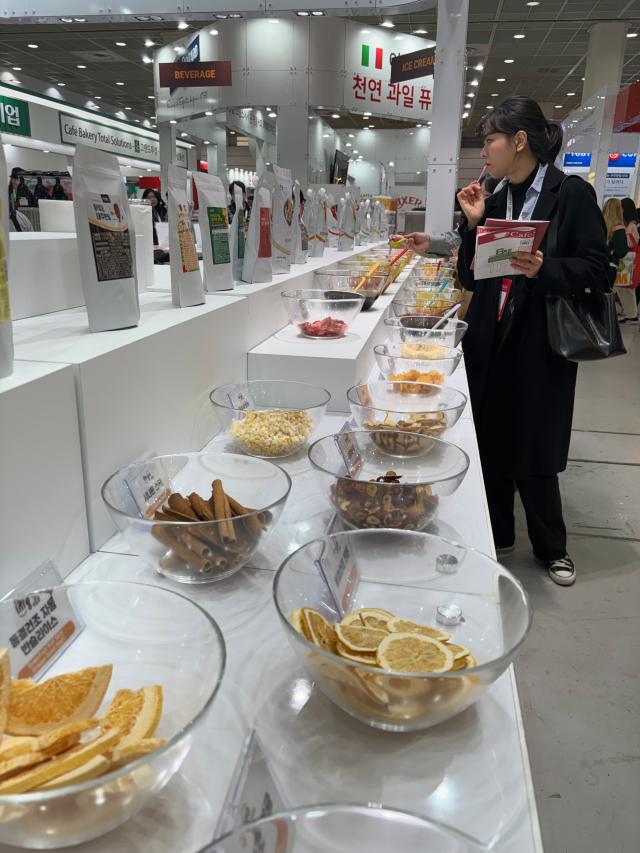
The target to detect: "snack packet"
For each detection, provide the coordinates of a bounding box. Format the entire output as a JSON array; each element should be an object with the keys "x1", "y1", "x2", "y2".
[
  {"x1": 168, "y1": 165, "x2": 204, "y2": 307},
  {"x1": 229, "y1": 185, "x2": 245, "y2": 283},
  {"x1": 269, "y1": 165, "x2": 293, "y2": 274},
  {"x1": 193, "y1": 171, "x2": 233, "y2": 292},
  {"x1": 338, "y1": 192, "x2": 356, "y2": 251},
  {"x1": 360, "y1": 199, "x2": 372, "y2": 243},
  {"x1": 241, "y1": 176, "x2": 272, "y2": 283},
  {"x1": 291, "y1": 181, "x2": 308, "y2": 265},
  {"x1": 72, "y1": 143, "x2": 140, "y2": 332},
  {"x1": 318, "y1": 188, "x2": 330, "y2": 250},
  {"x1": 326, "y1": 193, "x2": 340, "y2": 248},
  {"x1": 0, "y1": 142, "x2": 12, "y2": 377}
]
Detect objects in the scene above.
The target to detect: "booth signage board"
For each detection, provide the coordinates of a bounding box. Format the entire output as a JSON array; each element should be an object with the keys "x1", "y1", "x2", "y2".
[
  {"x1": 59, "y1": 113, "x2": 188, "y2": 167},
  {"x1": 159, "y1": 60, "x2": 232, "y2": 89},
  {"x1": 0, "y1": 94, "x2": 30, "y2": 137},
  {"x1": 390, "y1": 47, "x2": 436, "y2": 84}
]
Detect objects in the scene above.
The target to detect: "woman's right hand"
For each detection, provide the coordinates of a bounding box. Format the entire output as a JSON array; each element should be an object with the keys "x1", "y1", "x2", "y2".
[
  {"x1": 457, "y1": 181, "x2": 485, "y2": 229},
  {"x1": 395, "y1": 232, "x2": 430, "y2": 253}
]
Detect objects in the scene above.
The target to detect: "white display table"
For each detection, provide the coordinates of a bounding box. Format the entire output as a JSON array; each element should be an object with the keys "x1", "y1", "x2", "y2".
[
  {"x1": 12, "y1": 291, "x2": 247, "y2": 551},
  {"x1": 0, "y1": 361, "x2": 89, "y2": 588}
]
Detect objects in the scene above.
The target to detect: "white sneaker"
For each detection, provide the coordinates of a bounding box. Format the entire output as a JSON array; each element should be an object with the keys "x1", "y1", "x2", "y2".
[{"x1": 547, "y1": 555, "x2": 576, "y2": 586}]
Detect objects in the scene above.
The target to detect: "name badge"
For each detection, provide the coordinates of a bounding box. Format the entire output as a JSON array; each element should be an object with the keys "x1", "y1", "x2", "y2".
[{"x1": 498, "y1": 277, "x2": 512, "y2": 321}]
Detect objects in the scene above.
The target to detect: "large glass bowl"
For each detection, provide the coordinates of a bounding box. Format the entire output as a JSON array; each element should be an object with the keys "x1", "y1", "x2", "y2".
[
  {"x1": 205, "y1": 804, "x2": 486, "y2": 851},
  {"x1": 0, "y1": 580, "x2": 225, "y2": 848},
  {"x1": 210, "y1": 379, "x2": 331, "y2": 458},
  {"x1": 314, "y1": 268, "x2": 387, "y2": 311},
  {"x1": 374, "y1": 343, "x2": 462, "y2": 384},
  {"x1": 348, "y1": 381, "x2": 467, "y2": 445},
  {"x1": 307, "y1": 430, "x2": 469, "y2": 530},
  {"x1": 273, "y1": 529, "x2": 531, "y2": 731},
  {"x1": 281, "y1": 289, "x2": 364, "y2": 338},
  {"x1": 384, "y1": 316, "x2": 468, "y2": 348},
  {"x1": 391, "y1": 291, "x2": 462, "y2": 318},
  {"x1": 102, "y1": 452, "x2": 291, "y2": 584}
]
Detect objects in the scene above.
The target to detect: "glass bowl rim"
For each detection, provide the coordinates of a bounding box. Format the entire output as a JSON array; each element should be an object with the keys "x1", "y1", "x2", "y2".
[
  {"x1": 307, "y1": 430, "x2": 471, "y2": 486},
  {"x1": 384, "y1": 316, "x2": 468, "y2": 330},
  {"x1": 273, "y1": 529, "x2": 532, "y2": 680},
  {"x1": 209, "y1": 378, "x2": 332, "y2": 413},
  {"x1": 280, "y1": 289, "x2": 366, "y2": 305},
  {"x1": 374, "y1": 343, "x2": 462, "y2": 363},
  {"x1": 0, "y1": 579, "x2": 226, "y2": 804},
  {"x1": 346, "y1": 382, "x2": 468, "y2": 414},
  {"x1": 101, "y1": 450, "x2": 293, "y2": 528}
]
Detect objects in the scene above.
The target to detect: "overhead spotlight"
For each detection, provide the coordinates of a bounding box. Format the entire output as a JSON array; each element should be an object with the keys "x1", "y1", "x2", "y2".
[
  {"x1": 513, "y1": 34, "x2": 525, "y2": 39},
  {"x1": 462, "y1": 111, "x2": 469, "y2": 118},
  {"x1": 346, "y1": 142, "x2": 352, "y2": 147},
  {"x1": 147, "y1": 95, "x2": 155, "y2": 99},
  {"x1": 77, "y1": 64, "x2": 87, "y2": 69},
  {"x1": 205, "y1": 111, "x2": 213, "y2": 115},
  {"x1": 554, "y1": 104, "x2": 563, "y2": 108},
  {"x1": 331, "y1": 113, "x2": 340, "y2": 118},
  {"x1": 464, "y1": 102, "x2": 471, "y2": 108},
  {"x1": 475, "y1": 63, "x2": 484, "y2": 71},
  {"x1": 177, "y1": 21, "x2": 188, "y2": 30},
  {"x1": 57, "y1": 82, "x2": 66, "y2": 87},
  {"x1": 381, "y1": 21, "x2": 395, "y2": 28},
  {"x1": 566, "y1": 91, "x2": 576, "y2": 96},
  {"x1": 209, "y1": 29, "x2": 219, "y2": 35},
  {"x1": 412, "y1": 29, "x2": 427, "y2": 35},
  {"x1": 12, "y1": 66, "x2": 21, "y2": 71},
  {"x1": 504, "y1": 58, "x2": 514, "y2": 63},
  {"x1": 116, "y1": 41, "x2": 127, "y2": 47},
  {"x1": 116, "y1": 81, "x2": 125, "y2": 86},
  {"x1": 470, "y1": 79, "x2": 479, "y2": 86},
  {"x1": 169, "y1": 119, "x2": 177, "y2": 124},
  {"x1": 125, "y1": 106, "x2": 132, "y2": 110},
  {"x1": 388, "y1": 161, "x2": 394, "y2": 166},
  {"x1": 268, "y1": 112, "x2": 277, "y2": 118},
  {"x1": 497, "y1": 77, "x2": 506, "y2": 82},
  {"x1": 144, "y1": 39, "x2": 155, "y2": 47},
  {"x1": 27, "y1": 43, "x2": 38, "y2": 49}
]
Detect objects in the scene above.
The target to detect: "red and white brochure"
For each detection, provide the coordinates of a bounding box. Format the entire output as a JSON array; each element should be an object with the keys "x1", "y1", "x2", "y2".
[{"x1": 474, "y1": 219, "x2": 549, "y2": 280}]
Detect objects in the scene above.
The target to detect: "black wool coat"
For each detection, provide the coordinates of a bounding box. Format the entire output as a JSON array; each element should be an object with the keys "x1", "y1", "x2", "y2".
[{"x1": 457, "y1": 164, "x2": 610, "y2": 478}]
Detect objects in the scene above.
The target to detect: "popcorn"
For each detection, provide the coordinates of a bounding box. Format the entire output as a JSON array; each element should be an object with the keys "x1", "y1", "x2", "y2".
[{"x1": 230, "y1": 409, "x2": 315, "y2": 457}]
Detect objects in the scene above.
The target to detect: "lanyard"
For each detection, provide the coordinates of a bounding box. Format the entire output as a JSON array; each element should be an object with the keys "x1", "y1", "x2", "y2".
[{"x1": 505, "y1": 162, "x2": 548, "y2": 222}]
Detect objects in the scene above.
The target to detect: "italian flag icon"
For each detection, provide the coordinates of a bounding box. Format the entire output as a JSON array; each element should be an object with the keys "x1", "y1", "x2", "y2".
[{"x1": 361, "y1": 44, "x2": 383, "y2": 70}]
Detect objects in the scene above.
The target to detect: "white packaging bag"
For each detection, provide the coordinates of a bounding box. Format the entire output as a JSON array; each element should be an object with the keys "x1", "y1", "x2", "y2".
[
  {"x1": 194, "y1": 171, "x2": 233, "y2": 292},
  {"x1": 269, "y1": 165, "x2": 293, "y2": 273},
  {"x1": 318, "y1": 188, "x2": 330, "y2": 250},
  {"x1": 241, "y1": 177, "x2": 273, "y2": 284},
  {"x1": 306, "y1": 189, "x2": 323, "y2": 258},
  {"x1": 168, "y1": 165, "x2": 205, "y2": 307},
  {"x1": 72, "y1": 143, "x2": 140, "y2": 332},
  {"x1": 229, "y1": 186, "x2": 245, "y2": 283},
  {"x1": 291, "y1": 181, "x2": 308, "y2": 265},
  {"x1": 0, "y1": 143, "x2": 12, "y2": 377},
  {"x1": 326, "y1": 193, "x2": 340, "y2": 248},
  {"x1": 338, "y1": 192, "x2": 356, "y2": 251}
]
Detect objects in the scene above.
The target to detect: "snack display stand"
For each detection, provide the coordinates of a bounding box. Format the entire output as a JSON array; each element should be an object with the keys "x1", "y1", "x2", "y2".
[{"x1": 4, "y1": 248, "x2": 543, "y2": 853}]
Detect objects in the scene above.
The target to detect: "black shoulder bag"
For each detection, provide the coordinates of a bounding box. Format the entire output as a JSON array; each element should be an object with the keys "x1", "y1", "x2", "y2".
[{"x1": 545, "y1": 177, "x2": 626, "y2": 361}]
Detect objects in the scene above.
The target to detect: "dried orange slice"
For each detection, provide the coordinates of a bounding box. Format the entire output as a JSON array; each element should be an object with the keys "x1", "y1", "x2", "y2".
[
  {"x1": 446, "y1": 642, "x2": 471, "y2": 661},
  {"x1": 354, "y1": 671, "x2": 389, "y2": 705},
  {"x1": 464, "y1": 654, "x2": 477, "y2": 669},
  {"x1": 341, "y1": 609, "x2": 392, "y2": 631},
  {"x1": 0, "y1": 728, "x2": 121, "y2": 794},
  {"x1": 377, "y1": 633, "x2": 454, "y2": 673},
  {"x1": 107, "y1": 737, "x2": 167, "y2": 771},
  {"x1": 0, "y1": 719, "x2": 98, "y2": 761},
  {"x1": 101, "y1": 686, "x2": 163, "y2": 747},
  {"x1": 0, "y1": 649, "x2": 10, "y2": 736},
  {"x1": 301, "y1": 609, "x2": 336, "y2": 654},
  {"x1": 10, "y1": 679, "x2": 35, "y2": 696},
  {"x1": 386, "y1": 617, "x2": 450, "y2": 643},
  {"x1": 334, "y1": 624, "x2": 388, "y2": 653},
  {"x1": 7, "y1": 665, "x2": 113, "y2": 736},
  {"x1": 335, "y1": 642, "x2": 379, "y2": 666},
  {"x1": 290, "y1": 609, "x2": 305, "y2": 636},
  {"x1": 37, "y1": 754, "x2": 110, "y2": 791}
]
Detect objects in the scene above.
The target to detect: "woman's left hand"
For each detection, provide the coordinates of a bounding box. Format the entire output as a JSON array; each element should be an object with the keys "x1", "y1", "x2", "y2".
[{"x1": 510, "y1": 250, "x2": 544, "y2": 278}]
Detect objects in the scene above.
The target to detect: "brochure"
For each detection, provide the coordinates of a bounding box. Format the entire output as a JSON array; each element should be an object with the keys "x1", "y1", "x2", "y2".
[{"x1": 474, "y1": 218, "x2": 549, "y2": 280}]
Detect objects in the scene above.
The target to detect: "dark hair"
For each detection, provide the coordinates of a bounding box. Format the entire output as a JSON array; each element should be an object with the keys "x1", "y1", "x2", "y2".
[
  {"x1": 229, "y1": 180, "x2": 246, "y2": 196},
  {"x1": 477, "y1": 96, "x2": 563, "y2": 164},
  {"x1": 621, "y1": 197, "x2": 638, "y2": 225},
  {"x1": 142, "y1": 187, "x2": 160, "y2": 202}
]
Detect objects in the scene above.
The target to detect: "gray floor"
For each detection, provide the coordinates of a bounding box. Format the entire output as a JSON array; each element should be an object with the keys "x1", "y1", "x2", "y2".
[{"x1": 505, "y1": 325, "x2": 640, "y2": 853}]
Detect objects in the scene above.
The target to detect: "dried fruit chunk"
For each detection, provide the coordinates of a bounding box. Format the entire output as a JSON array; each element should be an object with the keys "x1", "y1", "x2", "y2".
[
  {"x1": 445, "y1": 642, "x2": 471, "y2": 661},
  {"x1": 301, "y1": 609, "x2": 336, "y2": 654},
  {"x1": 377, "y1": 633, "x2": 454, "y2": 674},
  {"x1": 36, "y1": 755, "x2": 110, "y2": 791},
  {"x1": 7, "y1": 665, "x2": 113, "y2": 736},
  {"x1": 334, "y1": 624, "x2": 388, "y2": 653},
  {"x1": 335, "y1": 643, "x2": 379, "y2": 666},
  {"x1": 340, "y1": 609, "x2": 392, "y2": 631},
  {"x1": 101, "y1": 686, "x2": 163, "y2": 747},
  {"x1": 107, "y1": 737, "x2": 167, "y2": 772},
  {"x1": 386, "y1": 617, "x2": 450, "y2": 643},
  {"x1": 0, "y1": 719, "x2": 98, "y2": 761},
  {"x1": 290, "y1": 609, "x2": 306, "y2": 637}
]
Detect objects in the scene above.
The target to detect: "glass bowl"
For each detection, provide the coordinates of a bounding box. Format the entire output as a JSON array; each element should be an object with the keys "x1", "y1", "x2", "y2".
[
  {"x1": 384, "y1": 316, "x2": 468, "y2": 348},
  {"x1": 374, "y1": 343, "x2": 462, "y2": 385},
  {"x1": 391, "y1": 291, "x2": 462, "y2": 318},
  {"x1": 102, "y1": 451, "x2": 291, "y2": 584},
  {"x1": 205, "y1": 804, "x2": 486, "y2": 851},
  {"x1": 0, "y1": 580, "x2": 225, "y2": 848},
  {"x1": 210, "y1": 379, "x2": 331, "y2": 458},
  {"x1": 347, "y1": 381, "x2": 467, "y2": 446},
  {"x1": 307, "y1": 430, "x2": 469, "y2": 530},
  {"x1": 281, "y1": 289, "x2": 365, "y2": 338},
  {"x1": 273, "y1": 529, "x2": 531, "y2": 731},
  {"x1": 314, "y1": 268, "x2": 386, "y2": 311}
]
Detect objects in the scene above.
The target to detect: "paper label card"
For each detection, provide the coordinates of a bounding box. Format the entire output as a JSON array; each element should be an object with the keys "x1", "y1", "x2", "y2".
[
  {"x1": 124, "y1": 458, "x2": 171, "y2": 518},
  {"x1": 334, "y1": 424, "x2": 363, "y2": 477},
  {"x1": 314, "y1": 522, "x2": 359, "y2": 619},
  {"x1": 226, "y1": 389, "x2": 251, "y2": 411}
]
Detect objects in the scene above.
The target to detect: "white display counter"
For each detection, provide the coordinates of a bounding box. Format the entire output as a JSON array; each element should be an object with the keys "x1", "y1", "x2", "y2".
[{"x1": 0, "y1": 361, "x2": 89, "y2": 587}]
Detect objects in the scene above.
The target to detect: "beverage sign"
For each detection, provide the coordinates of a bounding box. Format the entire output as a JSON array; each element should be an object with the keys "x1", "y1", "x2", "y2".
[
  {"x1": 390, "y1": 46, "x2": 436, "y2": 84},
  {"x1": 159, "y1": 61, "x2": 232, "y2": 88},
  {"x1": 0, "y1": 95, "x2": 30, "y2": 137}
]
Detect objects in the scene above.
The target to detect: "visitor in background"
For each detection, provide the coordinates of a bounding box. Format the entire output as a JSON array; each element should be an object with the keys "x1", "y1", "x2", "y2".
[
  {"x1": 8, "y1": 168, "x2": 34, "y2": 211},
  {"x1": 142, "y1": 188, "x2": 167, "y2": 246},
  {"x1": 621, "y1": 198, "x2": 640, "y2": 308},
  {"x1": 453, "y1": 95, "x2": 609, "y2": 586},
  {"x1": 228, "y1": 180, "x2": 247, "y2": 218},
  {"x1": 603, "y1": 198, "x2": 637, "y2": 322}
]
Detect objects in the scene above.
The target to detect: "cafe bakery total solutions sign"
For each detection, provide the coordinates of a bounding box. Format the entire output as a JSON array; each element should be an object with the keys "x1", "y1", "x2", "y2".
[{"x1": 59, "y1": 114, "x2": 187, "y2": 166}]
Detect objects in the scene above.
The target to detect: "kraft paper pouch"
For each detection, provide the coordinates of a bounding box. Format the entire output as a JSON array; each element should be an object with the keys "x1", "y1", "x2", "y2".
[
  {"x1": 242, "y1": 177, "x2": 272, "y2": 284},
  {"x1": 268, "y1": 165, "x2": 293, "y2": 273},
  {"x1": 72, "y1": 144, "x2": 140, "y2": 332},
  {"x1": 229, "y1": 186, "x2": 245, "y2": 283},
  {"x1": 0, "y1": 143, "x2": 12, "y2": 378},
  {"x1": 326, "y1": 194, "x2": 340, "y2": 248},
  {"x1": 338, "y1": 192, "x2": 356, "y2": 251},
  {"x1": 194, "y1": 171, "x2": 233, "y2": 292},
  {"x1": 168, "y1": 165, "x2": 204, "y2": 307},
  {"x1": 291, "y1": 181, "x2": 308, "y2": 265},
  {"x1": 306, "y1": 189, "x2": 324, "y2": 258}
]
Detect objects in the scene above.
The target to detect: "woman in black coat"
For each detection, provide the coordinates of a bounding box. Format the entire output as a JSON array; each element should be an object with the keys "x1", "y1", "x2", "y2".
[{"x1": 454, "y1": 97, "x2": 609, "y2": 586}]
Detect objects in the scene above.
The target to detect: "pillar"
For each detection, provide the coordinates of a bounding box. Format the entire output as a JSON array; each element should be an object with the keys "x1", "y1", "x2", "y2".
[
  {"x1": 582, "y1": 22, "x2": 627, "y2": 204},
  {"x1": 158, "y1": 121, "x2": 176, "y2": 200},
  {"x1": 424, "y1": 0, "x2": 469, "y2": 235},
  {"x1": 275, "y1": 105, "x2": 309, "y2": 185}
]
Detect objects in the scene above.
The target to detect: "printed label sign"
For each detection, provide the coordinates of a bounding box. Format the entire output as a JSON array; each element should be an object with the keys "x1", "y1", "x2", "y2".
[
  {"x1": 88, "y1": 193, "x2": 133, "y2": 282},
  {"x1": 236, "y1": 210, "x2": 246, "y2": 260},
  {"x1": 258, "y1": 207, "x2": 272, "y2": 259},
  {"x1": 176, "y1": 202, "x2": 199, "y2": 273},
  {"x1": 159, "y1": 60, "x2": 232, "y2": 88},
  {"x1": 124, "y1": 459, "x2": 171, "y2": 518},
  {"x1": 207, "y1": 206, "x2": 231, "y2": 265},
  {"x1": 0, "y1": 95, "x2": 30, "y2": 137},
  {"x1": 0, "y1": 198, "x2": 9, "y2": 324},
  {"x1": 390, "y1": 46, "x2": 436, "y2": 84},
  {"x1": 333, "y1": 424, "x2": 363, "y2": 477},
  {"x1": 314, "y1": 529, "x2": 359, "y2": 619}
]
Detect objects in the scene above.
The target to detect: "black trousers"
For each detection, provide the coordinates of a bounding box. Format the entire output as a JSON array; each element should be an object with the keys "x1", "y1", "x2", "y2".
[{"x1": 484, "y1": 471, "x2": 567, "y2": 561}]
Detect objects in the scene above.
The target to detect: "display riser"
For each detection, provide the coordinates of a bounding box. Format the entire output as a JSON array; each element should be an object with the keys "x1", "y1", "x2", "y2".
[
  {"x1": 13, "y1": 292, "x2": 248, "y2": 550},
  {"x1": 0, "y1": 362, "x2": 89, "y2": 590}
]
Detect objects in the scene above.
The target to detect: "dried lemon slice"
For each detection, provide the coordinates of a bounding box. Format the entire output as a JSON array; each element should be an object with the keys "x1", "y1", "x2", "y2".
[
  {"x1": 377, "y1": 633, "x2": 454, "y2": 673},
  {"x1": 335, "y1": 642, "x2": 379, "y2": 667},
  {"x1": 37, "y1": 754, "x2": 110, "y2": 791},
  {"x1": 340, "y1": 609, "x2": 392, "y2": 631},
  {"x1": 301, "y1": 609, "x2": 336, "y2": 654},
  {"x1": 7, "y1": 665, "x2": 113, "y2": 736},
  {"x1": 101, "y1": 686, "x2": 163, "y2": 747},
  {"x1": 354, "y1": 671, "x2": 389, "y2": 705},
  {"x1": 290, "y1": 609, "x2": 306, "y2": 637},
  {"x1": 0, "y1": 649, "x2": 10, "y2": 736},
  {"x1": 464, "y1": 654, "x2": 478, "y2": 669},
  {"x1": 334, "y1": 624, "x2": 388, "y2": 653},
  {"x1": 386, "y1": 617, "x2": 450, "y2": 643},
  {"x1": 445, "y1": 642, "x2": 471, "y2": 661}
]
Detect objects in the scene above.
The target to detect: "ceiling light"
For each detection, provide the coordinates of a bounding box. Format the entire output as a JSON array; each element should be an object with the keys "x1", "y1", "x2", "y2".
[
  {"x1": 527, "y1": 2, "x2": 540, "y2": 5},
  {"x1": 322, "y1": 133, "x2": 330, "y2": 138},
  {"x1": 513, "y1": 34, "x2": 525, "y2": 39},
  {"x1": 205, "y1": 110, "x2": 213, "y2": 116},
  {"x1": 467, "y1": 93, "x2": 475, "y2": 98},
  {"x1": 60, "y1": 17, "x2": 73, "y2": 22},
  {"x1": 464, "y1": 102, "x2": 471, "y2": 108},
  {"x1": 144, "y1": 39, "x2": 155, "y2": 47},
  {"x1": 142, "y1": 56, "x2": 153, "y2": 64},
  {"x1": 229, "y1": 13, "x2": 243, "y2": 18},
  {"x1": 627, "y1": 32, "x2": 638, "y2": 38},
  {"x1": 470, "y1": 79, "x2": 479, "y2": 86},
  {"x1": 353, "y1": 149, "x2": 358, "y2": 153},
  {"x1": 116, "y1": 81, "x2": 124, "y2": 86},
  {"x1": 357, "y1": 155, "x2": 363, "y2": 160},
  {"x1": 116, "y1": 41, "x2": 127, "y2": 47},
  {"x1": 416, "y1": 170, "x2": 421, "y2": 174},
  {"x1": 125, "y1": 106, "x2": 132, "y2": 110},
  {"x1": 134, "y1": 119, "x2": 140, "y2": 123},
  {"x1": 381, "y1": 21, "x2": 395, "y2": 28},
  {"x1": 486, "y1": 105, "x2": 494, "y2": 110},
  {"x1": 147, "y1": 94, "x2": 155, "y2": 99},
  {"x1": 348, "y1": 133, "x2": 355, "y2": 138},
  {"x1": 268, "y1": 112, "x2": 277, "y2": 118},
  {"x1": 296, "y1": 10, "x2": 310, "y2": 14},
  {"x1": 12, "y1": 66, "x2": 21, "y2": 71},
  {"x1": 77, "y1": 64, "x2": 87, "y2": 69},
  {"x1": 413, "y1": 29, "x2": 427, "y2": 35},
  {"x1": 388, "y1": 161, "x2": 394, "y2": 166},
  {"x1": 346, "y1": 142, "x2": 352, "y2": 147},
  {"x1": 361, "y1": 30, "x2": 370, "y2": 34},
  {"x1": 209, "y1": 28, "x2": 219, "y2": 35},
  {"x1": 462, "y1": 111, "x2": 469, "y2": 118},
  {"x1": 331, "y1": 113, "x2": 340, "y2": 119},
  {"x1": 475, "y1": 63, "x2": 484, "y2": 71},
  {"x1": 173, "y1": 46, "x2": 183, "y2": 53},
  {"x1": 311, "y1": 11, "x2": 325, "y2": 16},
  {"x1": 43, "y1": 149, "x2": 50, "y2": 154},
  {"x1": 215, "y1": 14, "x2": 228, "y2": 19},
  {"x1": 491, "y1": 93, "x2": 499, "y2": 97},
  {"x1": 416, "y1": 123, "x2": 423, "y2": 128},
  {"x1": 177, "y1": 21, "x2": 188, "y2": 30},
  {"x1": 204, "y1": 140, "x2": 211, "y2": 144},
  {"x1": 566, "y1": 91, "x2": 575, "y2": 96},
  {"x1": 555, "y1": 104, "x2": 563, "y2": 108},
  {"x1": 169, "y1": 119, "x2": 177, "y2": 124},
  {"x1": 74, "y1": 18, "x2": 86, "y2": 22},
  {"x1": 57, "y1": 82, "x2": 66, "y2": 87},
  {"x1": 27, "y1": 44, "x2": 38, "y2": 49},
  {"x1": 497, "y1": 77, "x2": 506, "y2": 82},
  {"x1": 368, "y1": 124, "x2": 375, "y2": 128},
  {"x1": 504, "y1": 58, "x2": 514, "y2": 63},
  {"x1": 94, "y1": 95, "x2": 101, "y2": 99},
  {"x1": 363, "y1": 111, "x2": 371, "y2": 116},
  {"x1": 180, "y1": 132, "x2": 188, "y2": 137}
]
